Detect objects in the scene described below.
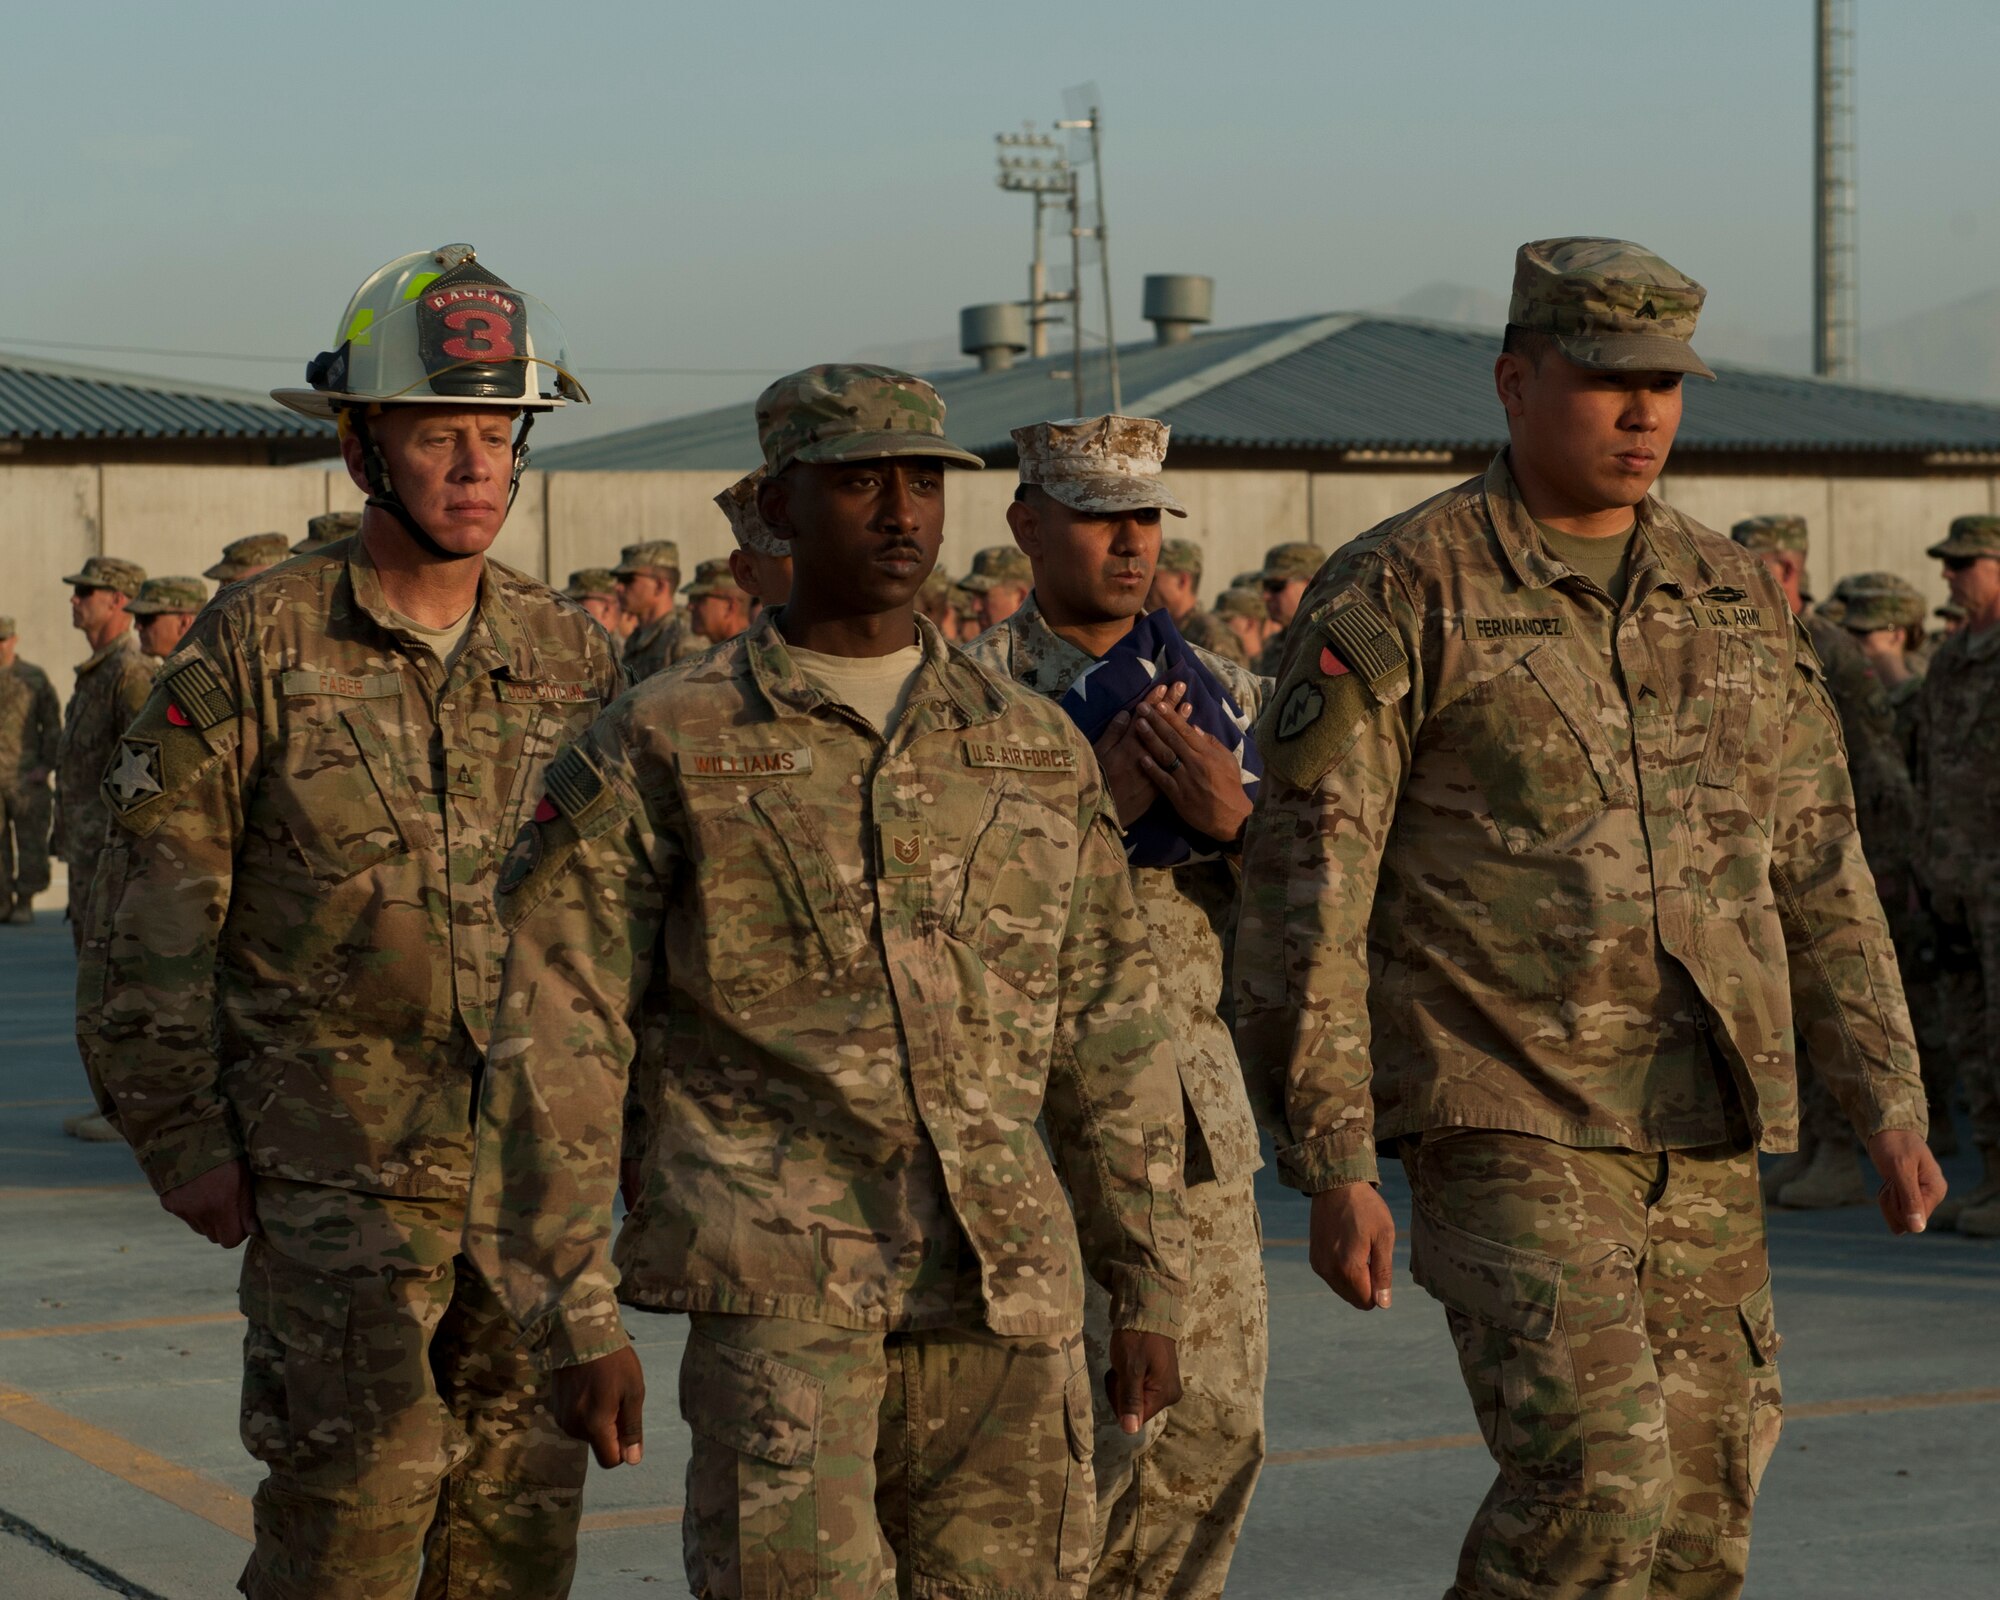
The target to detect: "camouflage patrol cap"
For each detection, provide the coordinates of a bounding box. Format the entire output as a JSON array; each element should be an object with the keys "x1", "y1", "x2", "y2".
[
  {"x1": 295, "y1": 510, "x2": 361, "y2": 554},
  {"x1": 1231, "y1": 570, "x2": 1262, "y2": 591},
  {"x1": 204, "y1": 532, "x2": 291, "y2": 581},
  {"x1": 1260, "y1": 541, "x2": 1324, "y2": 583},
  {"x1": 1830, "y1": 571, "x2": 1925, "y2": 633},
  {"x1": 1511, "y1": 238, "x2": 1715, "y2": 381},
  {"x1": 1814, "y1": 596, "x2": 1848, "y2": 625},
  {"x1": 126, "y1": 575, "x2": 210, "y2": 616},
  {"x1": 1926, "y1": 515, "x2": 2000, "y2": 560},
  {"x1": 957, "y1": 544, "x2": 1033, "y2": 594},
  {"x1": 1012, "y1": 414, "x2": 1186, "y2": 517},
  {"x1": 683, "y1": 557, "x2": 744, "y2": 604},
  {"x1": 613, "y1": 539, "x2": 682, "y2": 578},
  {"x1": 564, "y1": 567, "x2": 618, "y2": 599},
  {"x1": 1214, "y1": 587, "x2": 1265, "y2": 622},
  {"x1": 1731, "y1": 514, "x2": 1809, "y2": 554},
  {"x1": 61, "y1": 555, "x2": 147, "y2": 597},
  {"x1": 1157, "y1": 538, "x2": 1204, "y2": 578},
  {"x1": 715, "y1": 466, "x2": 788, "y2": 558},
  {"x1": 0, "y1": 616, "x2": 14, "y2": 639},
  {"x1": 755, "y1": 364, "x2": 985, "y2": 475}
]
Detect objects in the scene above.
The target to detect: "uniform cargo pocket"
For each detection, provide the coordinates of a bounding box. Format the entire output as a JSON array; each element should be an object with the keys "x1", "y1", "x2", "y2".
[
  {"x1": 1409, "y1": 1204, "x2": 1583, "y2": 1495},
  {"x1": 1057, "y1": 1363, "x2": 1098, "y2": 1579},
  {"x1": 237, "y1": 1239, "x2": 356, "y2": 1485},
  {"x1": 1448, "y1": 646, "x2": 1617, "y2": 855},
  {"x1": 952, "y1": 787, "x2": 1079, "y2": 999},
  {"x1": 1736, "y1": 1276, "x2": 1784, "y2": 1499},
  {"x1": 679, "y1": 1333, "x2": 822, "y2": 1599},
  {"x1": 1699, "y1": 633, "x2": 1758, "y2": 789}
]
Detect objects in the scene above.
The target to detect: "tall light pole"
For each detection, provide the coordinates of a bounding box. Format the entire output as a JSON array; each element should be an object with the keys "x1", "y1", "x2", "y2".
[
  {"x1": 1058, "y1": 102, "x2": 1121, "y2": 413},
  {"x1": 1814, "y1": 0, "x2": 1858, "y2": 378},
  {"x1": 994, "y1": 126, "x2": 1073, "y2": 361}
]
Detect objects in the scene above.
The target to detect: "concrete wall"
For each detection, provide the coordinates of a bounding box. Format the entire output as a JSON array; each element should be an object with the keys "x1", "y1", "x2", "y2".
[{"x1": 8, "y1": 462, "x2": 1993, "y2": 694}]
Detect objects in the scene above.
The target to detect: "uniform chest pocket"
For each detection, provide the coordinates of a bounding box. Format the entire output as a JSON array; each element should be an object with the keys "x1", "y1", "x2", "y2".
[
  {"x1": 1698, "y1": 632, "x2": 1763, "y2": 789},
  {"x1": 697, "y1": 784, "x2": 868, "y2": 1012},
  {"x1": 274, "y1": 705, "x2": 428, "y2": 883},
  {"x1": 951, "y1": 786, "x2": 1080, "y2": 999},
  {"x1": 1448, "y1": 646, "x2": 1621, "y2": 855}
]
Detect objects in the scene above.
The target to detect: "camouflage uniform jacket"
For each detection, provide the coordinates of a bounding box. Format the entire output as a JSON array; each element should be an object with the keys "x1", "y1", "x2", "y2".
[
  {"x1": 78, "y1": 540, "x2": 621, "y2": 1214},
  {"x1": 54, "y1": 629, "x2": 153, "y2": 863},
  {"x1": 1178, "y1": 604, "x2": 1250, "y2": 669},
  {"x1": 469, "y1": 611, "x2": 1190, "y2": 1354},
  {"x1": 620, "y1": 605, "x2": 699, "y2": 683},
  {"x1": 1236, "y1": 456, "x2": 1923, "y2": 1193},
  {"x1": 1913, "y1": 621, "x2": 2000, "y2": 917},
  {"x1": 962, "y1": 597, "x2": 1264, "y2": 1186},
  {"x1": 0, "y1": 658, "x2": 61, "y2": 791},
  {"x1": 1804, "y1": 609, "x2": 1917, "y2": 879}
]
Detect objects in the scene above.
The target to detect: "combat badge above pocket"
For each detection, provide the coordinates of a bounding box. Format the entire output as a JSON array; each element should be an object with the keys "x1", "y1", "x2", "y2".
[{"x1": 1258, "y1": 586, "x2": 1410, "y2": 791}]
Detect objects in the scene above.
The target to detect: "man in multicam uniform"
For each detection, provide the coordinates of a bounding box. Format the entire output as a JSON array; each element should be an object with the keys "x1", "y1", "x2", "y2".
[
  {"x1": 683, "y1": 556, "x2": 752, "y2": 646},
  {"x1": 1235, "y1": 238, "x2": 1942, "y2": 1600},
  {"x1": 1914, "y1": 516, "x2": 2000, "y2": 1237},
  {"x1": 614, "y1": 539, "x2": 701, "y2": 680},
  {"x1": 961, "y1": 542, "x2": 1034, "y2": 631},
  {"x1": 76, "y1": 244, "x2": 620, "y2": 1600},
  {"x1": 1731, "y1": 515, "x2": 1919, "y2": 1210},
  {"x1": 1214, "y1": 584, "x2": 1273, "y2": 666},
  {"x1": 0, "y1": 615, "x2": 61, "y2": 926},
  {"x1": 128, "y1": 576, "x2": 210, "y2": 664},
  {"x1": 206, "y1": 532, "x2": 292, "y2": 589},
  {"x1": 963, "y1": 415, "x2": 1266, "y2": 1600},
  {"x1": 1251, "y1": 540, "x2": 1323, "y2": 675},
  {"x1": 564, "y1": 568, "x2": 627, "y2": 661},
  {"x1": 292, "y1": 509, "x2": 361, "y2": 558},
  {"x1": 1148, "y1": 537, "x2": 1250, "y2": 668},
  {"x1": 715, "y1": 463, "x2": 795, "y2": 620},
  {"x1": 468, "y1": 364, "x2": 1191, "y2": 1600}
]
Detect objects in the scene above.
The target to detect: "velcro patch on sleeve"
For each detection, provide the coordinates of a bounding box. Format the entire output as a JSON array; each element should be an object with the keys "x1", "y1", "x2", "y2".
[
  {"x1": 544, "y1": 744, "x2": 611, "y2": 822},
  {"x1": 1256, "y1": 588, "x2": 1408, "y2": 791},
  {"x1": 163, "y1": 655, "x2": 239, "y2": 729},
  {"x1": 103, "y1": 686, "x2": 230, "y2": 837},
  {"x1": 1319, "y1": 591, "x2": 1409, "y2": 696}
]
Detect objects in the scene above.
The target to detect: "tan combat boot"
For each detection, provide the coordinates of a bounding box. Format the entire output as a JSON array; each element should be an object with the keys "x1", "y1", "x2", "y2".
[
  {"x1": 1934, "y1": 1144, "x2": 2000, "y2": 1232},
  {"x1": 1776, "y1": 1138, "x2": 1871, "y2": 1209}
]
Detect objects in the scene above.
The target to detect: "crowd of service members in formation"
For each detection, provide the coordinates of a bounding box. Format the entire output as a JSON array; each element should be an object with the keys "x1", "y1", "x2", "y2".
[{"x1": 13, "y1": 234, "x2": 1998, "y2": 1600}]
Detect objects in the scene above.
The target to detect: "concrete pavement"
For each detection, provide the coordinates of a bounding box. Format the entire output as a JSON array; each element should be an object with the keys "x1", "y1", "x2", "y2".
[{"x1": 4, "y1": 909, "x2": 1996, "y2": 1597}]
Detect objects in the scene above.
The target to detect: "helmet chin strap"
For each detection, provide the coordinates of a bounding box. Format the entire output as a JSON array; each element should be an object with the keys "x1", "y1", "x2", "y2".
[{"x1": 349, "y1": 410, "x2": 536, "y2": 563}]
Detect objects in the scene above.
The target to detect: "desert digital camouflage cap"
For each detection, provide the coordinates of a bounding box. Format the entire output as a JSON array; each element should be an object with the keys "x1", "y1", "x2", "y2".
[
  {"x1": 683, "y1": 557, "x2": 745, "y2": 603},
  {"x1": 957, "y1": 544, "x2": 1033, "y2": 594},
  {"x1": 564, "y1": 567, "x2": 618, "y2": 599},
  {"x1": 613, "y1": 539, "x2": 682, "y2": 577},
  {"x1": 0, "y1": 616, "x2": 14, "y2": 639},
  {"x1": 296, "y1": 510, "x2": 362, "y2": 554},
  {"x1": 1214, "y1": 587, "x2": 1265, "y2": 621},
  {"x1": 1830, "y1": 571, "x2": 1925, "y2": 633},
  {"x1": 126, "y1": 576, "x2": 210, "y2": 616},
  {"x1": 1157, "y1": 538, "x2": 1204, "y2": 577},
  {"x1": 1012, "y1": 415, "x2": 1186, "y2": 517},
  {"x1": 755, "y1": 364, "x2": 985, "y2": 475},
  {"x1": 1511, "y1": 237, "x2": 1715, "y2": 381},
  {"x1": 204, "y1": 532, "x2": 291, "y2": 581},
  {"x1": 1731, "y1": 514, "x2": 1810, "y2": 553},
  {"x1": 62, "y1": 555, "x2": 147, "y2": 596},
  {"x1": 1926, "y1": 514, "x2": 2000, "y2": 560},
  {"x1": 1260, "y1": 541, "x2": 1324, "y2": 583},
  {"x1": 715, "y1": 467, "x2": 789, "y2": 558}
]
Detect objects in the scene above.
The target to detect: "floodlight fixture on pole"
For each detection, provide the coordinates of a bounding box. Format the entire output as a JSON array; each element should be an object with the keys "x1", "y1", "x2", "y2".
[
  {"x1": 994, "y1": 125, "x2": 1074, "y2": 361},
  {"x1": 1058, "y1": 103, "x2": 1122, "y2": 414}
]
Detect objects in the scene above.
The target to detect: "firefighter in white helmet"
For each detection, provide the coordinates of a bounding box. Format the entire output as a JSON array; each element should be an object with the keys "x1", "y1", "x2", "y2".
[{"x1": 82, "y1": 245, "x2": 623, "y2": 1598}]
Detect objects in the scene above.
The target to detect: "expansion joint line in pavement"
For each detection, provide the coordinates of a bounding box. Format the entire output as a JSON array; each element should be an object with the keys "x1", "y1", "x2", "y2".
[{"x1": 0, "y1": 1504, "x2": 173, "y2": 1600}]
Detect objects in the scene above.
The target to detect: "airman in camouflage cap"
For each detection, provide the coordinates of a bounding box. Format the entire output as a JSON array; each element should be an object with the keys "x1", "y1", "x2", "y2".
[
  {"x1": 1214, "y1": 586, "x2": 1264, "y2": 621},
  {"x1": 125, "y1": 576, "x2": 209, "y2": 617},
  {"x1": 1150, "y1": 537, "x2": 1248, "y2": 665},
  {"x1": 1926, "y1": 514, "x2": 2000, "y2": 561},
  {"x1": 1253, "y1": 541, "x2": 1324, "y2": 674},
  {"x1": 1012, "y1": 414, "x2": 1188, "y2": 517},
  {"x1": 1510, "y1": 237, "x2": 1715, "y2": 380},
  {"x1": 681, "y1": 556, "x2": 741, "y2": 604},
  {"x1": 564, "y1": 567, "x2": 618, "y2": 600},
  {"x1": 1260, "y1": 541, "x2": 1322, "y2": 584},
  {"x1": 614, "y1": 541, "x2": 700, "y2": 681},
  {"x1": 1732, "y1": 514, "x2": 1811, "y2": 554},
  {"x1": 959, "y1": 544, "x2": 1034, "y2": 593},
  {"x1": 61, "y1": 555, "x2": 147, "y2": 597},
  {"x1": 203, "y1": 532, "x2": 290, "y2": 584},
  {"x1": 564, "y1": 569, "x2": 627, "y2": 654},
  {"x1": 1833, "y1": 572, "x2": 1927, "y2": 635},
  {"x1": 612, "y1": 539, "x2": 681, "y2": 577},
  {"x1": 755, "y1": 363, "x2": 985, "y2": 475},
  {"x1": 293, "y1": 510, "x2": 361, "y2": 555},
  {"x1": 1157, "y1": 538, "x2": 1204, "y2": 576}
]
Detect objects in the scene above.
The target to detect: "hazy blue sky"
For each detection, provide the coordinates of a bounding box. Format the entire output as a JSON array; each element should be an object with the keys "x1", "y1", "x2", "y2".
[{"x1": 4, "y1": 1, "x2": 1996, "y2": 445}]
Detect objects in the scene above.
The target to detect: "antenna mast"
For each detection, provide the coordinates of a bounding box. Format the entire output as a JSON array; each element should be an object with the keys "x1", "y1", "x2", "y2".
[
  {"x1": 1814, "y1": 0, "x2": 1858, "y2": 378},
  {"x1": 1060, "y1": 84, "x2": 1122, "y2": 413}
]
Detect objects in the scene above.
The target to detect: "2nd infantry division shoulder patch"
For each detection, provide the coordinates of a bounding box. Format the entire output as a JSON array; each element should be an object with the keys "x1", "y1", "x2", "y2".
[{"x1": 1258, "y1": 588, "x2": 1410, "y2": 790}]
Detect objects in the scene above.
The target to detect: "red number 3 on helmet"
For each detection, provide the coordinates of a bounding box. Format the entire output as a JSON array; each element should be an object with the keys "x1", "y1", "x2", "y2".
[{"x1": 441, "y1": 308, "x2": 517, "y2": 362}]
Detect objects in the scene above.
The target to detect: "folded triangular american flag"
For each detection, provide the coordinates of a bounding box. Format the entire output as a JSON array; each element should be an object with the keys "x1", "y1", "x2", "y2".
[{"x1": 1057, "y1": 608, "x2": 1262, "y2": 868}]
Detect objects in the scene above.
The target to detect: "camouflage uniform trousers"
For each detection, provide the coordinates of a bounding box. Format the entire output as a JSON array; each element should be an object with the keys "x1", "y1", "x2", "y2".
[
  {"x1": 0, "y1": 780, "x2": 52, "y2": 911},
  {"x1": 1081, "y1": 1171, "x2": 1265, "y2": 1600},
  {"x1": 237, "y1": 1179, "x2": 587, "y2": 1600},
  {"x1": 1936, "y1": 899, "x2": 2000, "y2": 1152},
  {"x1": 680, "y1": 1312, "x2": 1096, "y2": 1600},
  {"x1": 1406, "y1": 1134, "x2": 1782, "y2": 1600}
]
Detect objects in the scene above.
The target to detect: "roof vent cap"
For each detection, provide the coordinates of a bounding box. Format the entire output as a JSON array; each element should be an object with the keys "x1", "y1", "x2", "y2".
[
  {"x1": 960, "y1": 302, "x2": 1029, "y2": 372},
  {"x1": 1142, "y1": 275, "x2": 1214, "y2": 345}
]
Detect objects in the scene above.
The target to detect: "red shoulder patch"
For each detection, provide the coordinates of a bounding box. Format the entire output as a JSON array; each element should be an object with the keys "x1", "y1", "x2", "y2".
[
  {"x1": 165, "y1": 702, "x2": 192, "y2": 727},
  {"x1": 1318, "y1": 646, "x2": 1351, "y2": 678}
]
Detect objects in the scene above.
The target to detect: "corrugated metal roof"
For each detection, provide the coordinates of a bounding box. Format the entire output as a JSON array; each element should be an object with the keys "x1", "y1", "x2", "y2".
[
  {"x1": 0, "y1": 352, "x2": 331, "y2": 442},
  {"x1": 537, "y1": 313, "x2": 2000, "y2": 471}
]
